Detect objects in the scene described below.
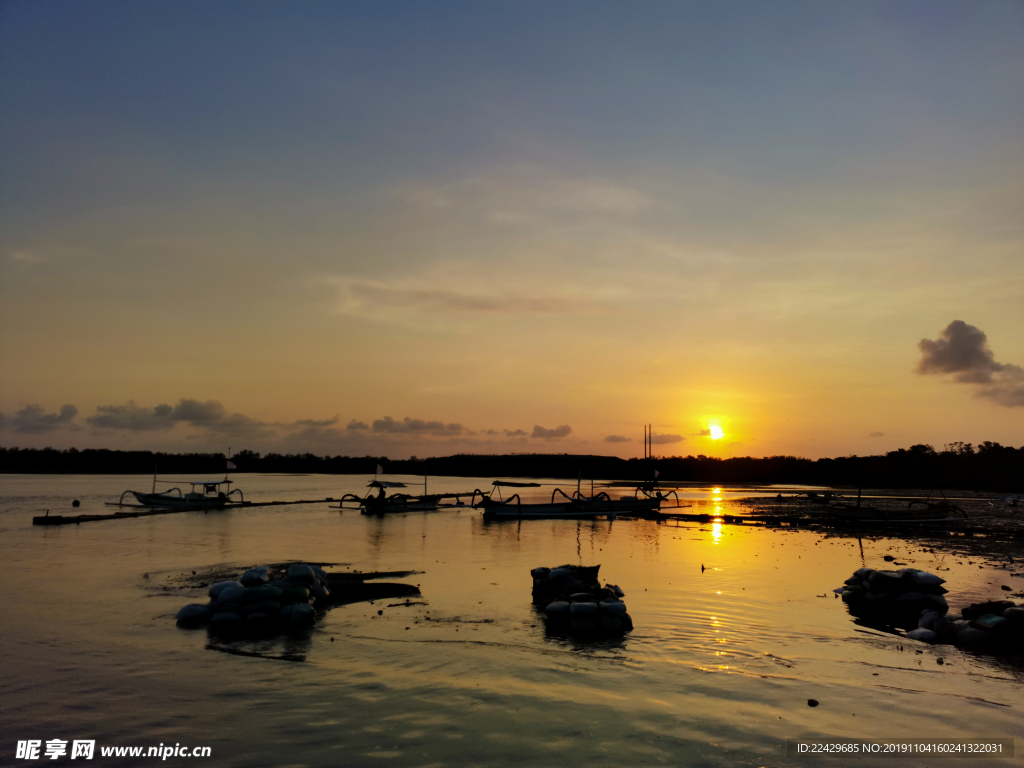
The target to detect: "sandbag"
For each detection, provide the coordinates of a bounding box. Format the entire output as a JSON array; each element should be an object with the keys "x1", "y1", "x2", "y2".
[
  {"x1": 284, "y1": 585, "x2": 310, "y2": 603},
  {"x1": 570, "y1": 602, "x2": 598, "y2": 615},
  {"x1": 281, "y1": 603, "x2": 315, "y2": 624},
  {"x1": 176, "y1": 604, "x2": 212, "y2": 625},
  {"x1": 974, "y1": 614, "x2": 1007, "y2": 631},
  {"x1": 240, "y1": 567, "x2": 270, "y2": 587},
  {"x1": 215, "y1": 585, "x2": 246, "y2": 605},
  {"x1": 912, "y1": 572, "x2": 945, "y2": 588},
  {"x1": 209, "y1": 611, "x2": 242, "y2": 624},
  {"x1": 599, "y1": 600, "x2": 627, "y2": 615},
  {"x1": 287, "y1": 564, "x2": 316, "y2": 585},
  {"x1": 209, "y1": 581, "x2": 244, "y2": 600},
  {"x1": 905, "y1": 628, "x2": 936, "y2": 642},
  {"x1": 545, "y1": 601, "x2": 570, "y2": 616}
]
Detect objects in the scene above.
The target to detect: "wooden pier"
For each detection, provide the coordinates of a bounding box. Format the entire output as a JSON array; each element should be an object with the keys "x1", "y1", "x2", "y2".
[{"x1": 32, "y1": 498, "x2": 339, "y2": 526}]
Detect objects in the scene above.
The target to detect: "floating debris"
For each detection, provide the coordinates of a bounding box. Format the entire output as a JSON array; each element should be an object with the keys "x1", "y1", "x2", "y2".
[{"x1": 531, "y1": 564, "x2": 633, "y2": 637}]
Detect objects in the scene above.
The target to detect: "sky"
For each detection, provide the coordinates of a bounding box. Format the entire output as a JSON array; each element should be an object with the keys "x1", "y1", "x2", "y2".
[{"x1": 1, "y1": 0, "x2": 1022, "y2": 461}]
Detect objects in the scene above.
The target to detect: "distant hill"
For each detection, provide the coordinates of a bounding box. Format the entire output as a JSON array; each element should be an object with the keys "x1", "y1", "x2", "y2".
[{"x1": 1, "y1": 443, "x2": 1021, "y2": 492}]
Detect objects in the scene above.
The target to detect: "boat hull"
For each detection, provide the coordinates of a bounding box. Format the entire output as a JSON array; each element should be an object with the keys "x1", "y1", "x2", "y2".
[
  {"x1": 481, "y1": 502, "x2": 609, "y2": 520},
  {"x1": 130, "y1": 492, "x2": 228, "y2": 509}
]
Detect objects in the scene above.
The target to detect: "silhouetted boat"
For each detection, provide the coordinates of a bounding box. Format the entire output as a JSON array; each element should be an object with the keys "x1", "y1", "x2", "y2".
[
  {"x1": 333, "y1": 481, "x2": 469, "y2": 514},
  {"x1": 118, "y1": 479, "x2": 244, "y2": 508},
  {"x1": 472, "y1": 482, "x2": 613, "y2": 519}
]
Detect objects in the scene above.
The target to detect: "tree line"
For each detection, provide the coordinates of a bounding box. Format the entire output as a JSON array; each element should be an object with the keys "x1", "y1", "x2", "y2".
[{"x1": 1, "y1": 442, "x2": 1021, "y2": 491}]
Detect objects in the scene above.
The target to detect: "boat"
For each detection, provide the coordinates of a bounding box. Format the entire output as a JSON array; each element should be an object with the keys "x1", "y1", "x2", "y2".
[
  {"x1": 117, "y1": 478, "x2": 244, "y2": 509},
  {"x1": 472, "y1": 482, "x2": 612, "y2": 520},
  {"x1": 333, "y1": 481, "x2": 469, "y2": 515}
]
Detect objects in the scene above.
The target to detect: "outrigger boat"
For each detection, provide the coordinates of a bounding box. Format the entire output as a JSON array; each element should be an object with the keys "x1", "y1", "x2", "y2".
[
  {"x1": 114, "y1": 478, "x2": 244, "y2": 509},
  {"x1": 333, "y1": 481, "x2": 469, "y2": 515},
  {"x1": 471, "y1": 481, "x2": 615, "y2": 520},
  {"x1": 826, "y1": 488, "x2": 966, "y2": 525}
]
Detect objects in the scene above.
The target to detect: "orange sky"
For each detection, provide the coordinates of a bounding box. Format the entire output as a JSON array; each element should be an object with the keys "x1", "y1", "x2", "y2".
[{"x1": 1, "y1": 3, "x2": 1021, "y2": 460}]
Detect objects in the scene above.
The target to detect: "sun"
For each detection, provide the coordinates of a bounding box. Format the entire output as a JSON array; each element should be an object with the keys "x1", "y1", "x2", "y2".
[{"x1": 708, "y1": 424, "x2": 725, "y2": 440}]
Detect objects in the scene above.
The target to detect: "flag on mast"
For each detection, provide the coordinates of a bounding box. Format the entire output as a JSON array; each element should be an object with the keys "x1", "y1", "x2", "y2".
[
  {"x1": 376, "y1": 464, "x2": 384, "y2": 475},
  {"x1": 226, "y1": 460, "x2": 237, "y2": 470}
]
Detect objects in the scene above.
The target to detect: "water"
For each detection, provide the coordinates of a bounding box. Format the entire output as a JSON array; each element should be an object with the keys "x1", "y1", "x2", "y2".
[{"x1": 1, "y1": 474, "x2": 1021, "y2": 767}]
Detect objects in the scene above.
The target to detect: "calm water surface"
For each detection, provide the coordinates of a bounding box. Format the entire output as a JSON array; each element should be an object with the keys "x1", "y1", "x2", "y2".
[{"x1": 1, "y1": 474, "x2": 1021, "y2": 767}]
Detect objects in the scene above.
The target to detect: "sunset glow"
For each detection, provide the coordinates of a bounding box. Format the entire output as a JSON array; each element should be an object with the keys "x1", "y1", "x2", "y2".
[{"x1": 0, "y1": 3, "x2": 1020, "y2": 459}]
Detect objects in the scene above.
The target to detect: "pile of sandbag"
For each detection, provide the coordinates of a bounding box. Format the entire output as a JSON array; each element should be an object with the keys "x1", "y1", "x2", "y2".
[
  {"x1": 175, "y1": 563, "x2": 331, "y2": 631},
  {"x1": 531, "y1": 564, "x2": 633, "y2": 636},
  {"x1": 834, "y1": 567, "x2": 949, "y2": 620},
  {"x1": 835, "y1": 566, "x2": 1023, "y2": 651},
  {"x1": 907, "y1": 599, "x2": 1024, "y2": 650}
]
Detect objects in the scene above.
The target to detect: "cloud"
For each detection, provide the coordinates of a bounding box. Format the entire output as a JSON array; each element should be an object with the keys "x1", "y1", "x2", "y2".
[
  {"x1": 2, "y1": 404, "x2": 78, "y2": 433},
  {"x1": 327, "y1": 278, "x2": 607, "y2": 317},
  {"x1": 346, "y1": 419, "x2": 369, "y2": 430},
  {"x1": 693, "y1": 428, "x2": 712, "y2": 437},
  {"x1": 84, "y1": 398, "x2": 276, "y2": 438},
  {"x1": 292, "y1": 416, "x2": 340, "y2": 428},
  {"x1": 398, "y1": 167, "x2": 652, "y2": 224},
  {"x1": 9, "y1": 251, "x2": 40, "y2": 264},
  {"x1": 868, "y1": 431, "x2": 885, "y2": 438},
  {"x1": 531, "y1": 424, "x2": 572, "y2": 439},
  {"x1": 88, "y1": 399, "x2": 223, "y2": 431},
  {"x1": 650, "y1": 433, "x2": 684, "y2": 444},
  {"x1": 917, "y1": 321, "x2": 1024, "y2": 407},
  {"x1": 604, "y1": 434, "x2": 631, "y2": 443},
  {"x1": 371, "y1": 416, "x2": 464, "y2": 436}
]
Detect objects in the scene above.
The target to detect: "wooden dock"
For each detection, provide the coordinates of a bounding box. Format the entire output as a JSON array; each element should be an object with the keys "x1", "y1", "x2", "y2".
[{"x1": 32, "y1": 498, "x2": 339, "y2": 526}]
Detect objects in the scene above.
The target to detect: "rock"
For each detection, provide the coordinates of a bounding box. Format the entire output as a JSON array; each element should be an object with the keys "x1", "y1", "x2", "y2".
[
  {"x1": 807, "y1": 699, "x2": 819, "y2": 707},
  {"x1": 605, "y1": 584, "x2": 625, "y2": 597},
  {"x1": 853, "y1": 567, "x2": 875, "y2": 579}
]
